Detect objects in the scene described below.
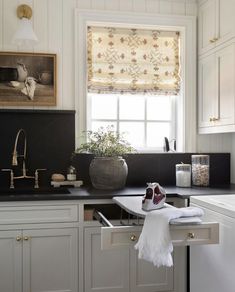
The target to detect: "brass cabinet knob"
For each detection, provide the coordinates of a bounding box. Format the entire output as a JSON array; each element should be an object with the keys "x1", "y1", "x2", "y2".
[
  {"x1": 210, "y1": 117, "x2": 219, "y2": 122},
  {"x1": 130, "y1": 234, "x2": 137, "y2": 242},
  {"x1": 16, "y1": 236, "x2": 22, "y2": 242},
  {"x1": 209, "y1": 37, "x2": 219, "y2": 43},
  {"x1": 188, "y1": 232, "x2": 195, "y2": 239},
  {"x1": 24, "y1": 236, "x2": 30, "y2": 241}
]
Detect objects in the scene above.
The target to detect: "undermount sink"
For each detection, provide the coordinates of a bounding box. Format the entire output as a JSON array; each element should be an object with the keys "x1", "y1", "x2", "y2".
[{"x1": 0, "y1": 187, "x2": 70, "y2": 196}]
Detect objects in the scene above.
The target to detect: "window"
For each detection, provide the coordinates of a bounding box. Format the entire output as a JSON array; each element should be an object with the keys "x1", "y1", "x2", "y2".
[
  {"x1": 87, "y1": 93, "x2": 176, "y2": 151},
  {"x1": 86, "y1": 25, "x2": 180, "y2": 151},
  {"x1": 75, "y1": 10, "x2": 196, "y2": 152}
]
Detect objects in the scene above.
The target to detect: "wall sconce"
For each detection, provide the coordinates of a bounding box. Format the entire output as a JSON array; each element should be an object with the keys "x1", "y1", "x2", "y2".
[{"x1": 12, "y1": 4, "x2": 38, "y2": 46}]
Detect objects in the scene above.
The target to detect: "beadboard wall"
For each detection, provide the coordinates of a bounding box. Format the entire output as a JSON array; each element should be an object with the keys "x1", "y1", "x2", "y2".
[
  {"x1": 0, "y1": 0, "x2": 234, "y2": 180},
  {"x1": 0, "y1": 0, "x2": 198, "y2": 110}
]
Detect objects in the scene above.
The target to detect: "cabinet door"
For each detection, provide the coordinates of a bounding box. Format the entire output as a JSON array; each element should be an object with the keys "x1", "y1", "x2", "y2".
[
  {"x1": 198, "y1": 54, "x2": 217, "y2": 128},
  {"x1": 190, "y1": 206, "x2": 235, "y2": 292},
  {"x1": 199, "y1": 0, "x2": 216, "y2": 54},
  {"x1": 23, "y1": 228, "x2": 78, "y2": 292},
  {"x1": 84, "y1": 227, "x2": 129, "y2": 292},
  {"x1": 216, "y1": 44, "x2": 235, "y2": 126},
  {"x1": 130, "y1": 249, "x2": 173, "y2": 292},
  {"x1": 0, "y1": 230, "x2": 22, "y2": 292},
  {"x1": 217, "y1": 0, "x2": 235, "y2": 45}
]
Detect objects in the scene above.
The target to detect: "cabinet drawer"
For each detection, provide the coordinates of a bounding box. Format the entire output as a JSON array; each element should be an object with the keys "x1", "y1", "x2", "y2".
[
  {"x1": 101, "y1": 222, "x2": 219, "y2": 250},
  {"x1": 0, "y1": 204, "x2": 78, "y2": 224}
]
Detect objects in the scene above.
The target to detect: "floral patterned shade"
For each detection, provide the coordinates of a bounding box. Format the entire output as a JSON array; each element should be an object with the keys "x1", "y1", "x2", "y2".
[{"x1": 87, "y1": 26, "x2": 181, "y2": 95}]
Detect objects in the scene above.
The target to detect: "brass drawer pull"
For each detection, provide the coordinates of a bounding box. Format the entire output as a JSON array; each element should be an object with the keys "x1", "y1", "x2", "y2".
[
  {"x1": 24, "y1": 236, "x2": 30, "y2": 241},
  {"x1": 188, "y1": 232, "x2": 195, "y2": 239},
  {"x1": 16, "y1": 236, "x2": 22, "y2": 242},
  {"x1": 130, "y1": 234, "x2": 137, "y2": 242}
]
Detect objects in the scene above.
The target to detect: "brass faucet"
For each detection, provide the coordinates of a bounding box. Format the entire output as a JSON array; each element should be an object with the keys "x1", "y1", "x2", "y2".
[
  {"x1": 2, "y1": 129, "x2": 46, "y2": 188},
  {"x1": 12, "y1": 128, "x2": 31, "y2": 178}
]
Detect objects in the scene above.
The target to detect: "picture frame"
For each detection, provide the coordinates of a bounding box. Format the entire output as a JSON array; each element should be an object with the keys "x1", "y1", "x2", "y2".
[{"x1": 0, "y1": 52, "x2": 57, "y2": 106}]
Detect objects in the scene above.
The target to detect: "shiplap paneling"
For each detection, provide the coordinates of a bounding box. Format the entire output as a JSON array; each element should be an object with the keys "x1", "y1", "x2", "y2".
[
  {"x1": 105, "y1": 0, "x2": 119, "y2": 10},
  {"x1": 172, "y1": 1, "x2": 185, "y2": 15},
  {"x1": 2, "y1": 0, "x2": 18, "y2": 51},
  {"x1": 0, "y1": 0, "x2": 198, "y2": 111},
  {"x1": 62, "y1": 0, "x2": 76, "y2": 109},
  {"x1": 77, "y1": 0, "x2": 91, "y2": 9},
  {"x1": 159, "y1": 0, "x2": 172, "y2": 14},
  {"x1": 48, "y1": 0, "x2": 63, "y2": 109},
  {"x1": 0, "y1": 0, "x2": 3, "y2": 50},
  {"x1": 197, "y1": 134, "x2": 232, "y2": 154},
  {"x1": 119, "y1": 0, "x2": 133, "y2": 11},
  {"x1": 231, "y1": 134, "x2": 235, "y2": 183},
  {"x1": 91, "y1": 0, "x2": 105, "y2": 10},
  {"x1": 2, "y1": 0, "x2": 231, "y2": 161},
  {"x1": 34, "y1": 0, "x2": 48, "y2": 52},
  {"x1": 146, "y1": 0, "x2": 160, "y2": 13},
  {"x1": 132, "y1": 0, "x2": 146, "y2": 12}
]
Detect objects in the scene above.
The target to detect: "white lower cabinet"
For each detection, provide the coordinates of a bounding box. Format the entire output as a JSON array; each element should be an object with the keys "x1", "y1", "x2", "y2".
[
  {"x1": 84, "y1": 227, "x2": 130, "y2": 292},
  {"x1": 130, "y1": 249, "x2": 173, "y2": 292},
  {"x1": 84, "y1": 227, "x2": 175, "y2": 292},
  {"x1": 0, "y1": 230, "x2": 22, "y2": 292},
  {"x1": 0, "y1": 228, "x2": 78, "y2": 292}
]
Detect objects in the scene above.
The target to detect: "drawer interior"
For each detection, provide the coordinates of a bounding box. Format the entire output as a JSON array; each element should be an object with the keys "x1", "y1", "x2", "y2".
[{"x1": 84, "y1": 204, "x2": 134, "y2": 222}]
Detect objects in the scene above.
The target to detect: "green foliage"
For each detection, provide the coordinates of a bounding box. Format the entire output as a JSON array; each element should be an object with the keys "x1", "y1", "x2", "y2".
[{"x1": 75, "y1": 126, "x2": 136, "y2": 157}]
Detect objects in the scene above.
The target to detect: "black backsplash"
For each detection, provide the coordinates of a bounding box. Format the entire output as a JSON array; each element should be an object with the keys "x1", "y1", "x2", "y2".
[
  {"x1": 0, "y1": 109, "x2": 75, "y2": 188},
  {"x1": 0, "y1": 109, "x2": 231, "y2": 188},
  {"x1": 73, "y1": 153, "x2": 230, "y2": 187}
]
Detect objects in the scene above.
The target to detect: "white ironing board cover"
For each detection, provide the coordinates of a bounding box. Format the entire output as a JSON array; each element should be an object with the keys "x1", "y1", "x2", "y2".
[{"x1": 113, "y1": 196, "x2": 202, "y2": 224}]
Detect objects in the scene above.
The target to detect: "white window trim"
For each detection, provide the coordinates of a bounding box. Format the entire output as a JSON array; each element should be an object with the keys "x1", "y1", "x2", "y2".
[{"x1": 75, "y1": 9, "x2": 196, "y2": 152}]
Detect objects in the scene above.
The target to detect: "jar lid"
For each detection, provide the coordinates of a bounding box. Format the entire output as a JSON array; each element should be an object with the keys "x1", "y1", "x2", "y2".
[{"x1": 176, "y1": 163, "x2": 191, "y2": 167}]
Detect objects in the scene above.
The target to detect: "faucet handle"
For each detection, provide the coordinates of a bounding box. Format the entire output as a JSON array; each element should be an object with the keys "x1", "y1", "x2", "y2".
[
  {"x1": 35, "y1": 168, "x2": 47, "y2": 172},
  {"x1": 34, "y1": 169, "x2": 46, "y2": 189},
  {"x1": 1, "y1": 169, "x2": 14, "y2": 188}
]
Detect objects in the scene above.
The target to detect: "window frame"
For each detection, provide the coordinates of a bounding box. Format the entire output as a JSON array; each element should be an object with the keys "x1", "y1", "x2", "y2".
[
  {"x1": 87, "y1": 93, "x2": 177, "y2": 152},
  {"x1": 75, "y1": 9, "x2": 196, "y2": 152}
]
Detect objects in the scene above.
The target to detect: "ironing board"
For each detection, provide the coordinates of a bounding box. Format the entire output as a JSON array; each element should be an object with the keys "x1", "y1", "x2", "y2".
[{"x1": 113, "y1": 196, "x2": 202, "y2": 225}]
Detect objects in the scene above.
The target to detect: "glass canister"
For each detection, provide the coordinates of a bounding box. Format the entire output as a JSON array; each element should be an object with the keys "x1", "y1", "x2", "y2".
[
  {"x1": 191, "y1": 155, "x2": 209, "y2": 186},
  {"x1": 176, "y1": 164, "x2": 191, "y2": 187}
]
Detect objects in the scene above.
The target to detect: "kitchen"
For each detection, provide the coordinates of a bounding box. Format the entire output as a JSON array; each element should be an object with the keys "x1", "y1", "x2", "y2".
[{"x1": 0, "y1": 0, "x2": 235, "y2": 292}]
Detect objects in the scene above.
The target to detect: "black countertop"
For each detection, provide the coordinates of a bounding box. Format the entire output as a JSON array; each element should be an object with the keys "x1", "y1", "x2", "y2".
[{"x1": 1, "y1": 185, "x2": 235, "y2": 202}]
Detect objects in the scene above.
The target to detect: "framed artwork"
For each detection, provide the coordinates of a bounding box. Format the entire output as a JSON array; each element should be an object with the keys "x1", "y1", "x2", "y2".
[{"x1": 0, "y1": 52, "x2": 56, "y2": 106}]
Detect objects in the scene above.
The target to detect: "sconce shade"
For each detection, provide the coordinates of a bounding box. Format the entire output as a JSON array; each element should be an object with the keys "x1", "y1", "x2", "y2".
[{"x1": 12, "y1": 17, "x2": 38, "y2": 46}]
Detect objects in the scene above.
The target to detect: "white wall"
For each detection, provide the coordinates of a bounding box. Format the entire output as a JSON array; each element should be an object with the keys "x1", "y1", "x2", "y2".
[
  {"x1": 0, "y1": 0, "x2": 197, "y2": 110},
  {"x1": 0, "y1": 0, "x2": 233, "y2": 178}
]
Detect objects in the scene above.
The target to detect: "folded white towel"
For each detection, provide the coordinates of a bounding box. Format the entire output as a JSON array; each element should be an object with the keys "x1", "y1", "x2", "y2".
[{"x1": 135, "y1": 206, "x2": 204, "y2": 267}]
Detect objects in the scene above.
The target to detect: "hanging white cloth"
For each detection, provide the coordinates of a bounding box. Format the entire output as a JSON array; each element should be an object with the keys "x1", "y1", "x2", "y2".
[{"x1": 134, "y1": 206, "x2": 204, "y2": 267}]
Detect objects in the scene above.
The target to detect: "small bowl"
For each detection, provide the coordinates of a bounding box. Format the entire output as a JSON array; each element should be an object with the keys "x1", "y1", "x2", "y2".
[{"x1": 10, "y1": 81, "x2": 20, "y2": 88}]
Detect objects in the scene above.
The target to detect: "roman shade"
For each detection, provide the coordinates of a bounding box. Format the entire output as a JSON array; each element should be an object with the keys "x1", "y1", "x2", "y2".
[{"x1": 87, "y1": 26, "x2": 181, "y2": 95}]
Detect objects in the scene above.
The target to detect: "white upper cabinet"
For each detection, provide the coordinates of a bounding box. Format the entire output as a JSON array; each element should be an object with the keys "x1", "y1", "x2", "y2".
[
  {"x1": 199, "y1": 0, "x2": 217, "y2": 54},
  {"x1": 198, "y1": 44, "x2": 235, "y2": 133},
  {"x1": 198, "y1": 54, "x2": 217, "y2": 128},
  {"x1": 199, "y1": 0, "x2": 235, "y2": 55}
]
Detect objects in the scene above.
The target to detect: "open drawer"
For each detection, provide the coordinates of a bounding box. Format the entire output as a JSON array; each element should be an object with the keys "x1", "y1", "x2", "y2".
[
  {"x1": 101, "y1": 222, "x2": 219, "y2": 250},
  {"x1": 95, "y1": 196, "x2": 219, "y2": 250}
]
